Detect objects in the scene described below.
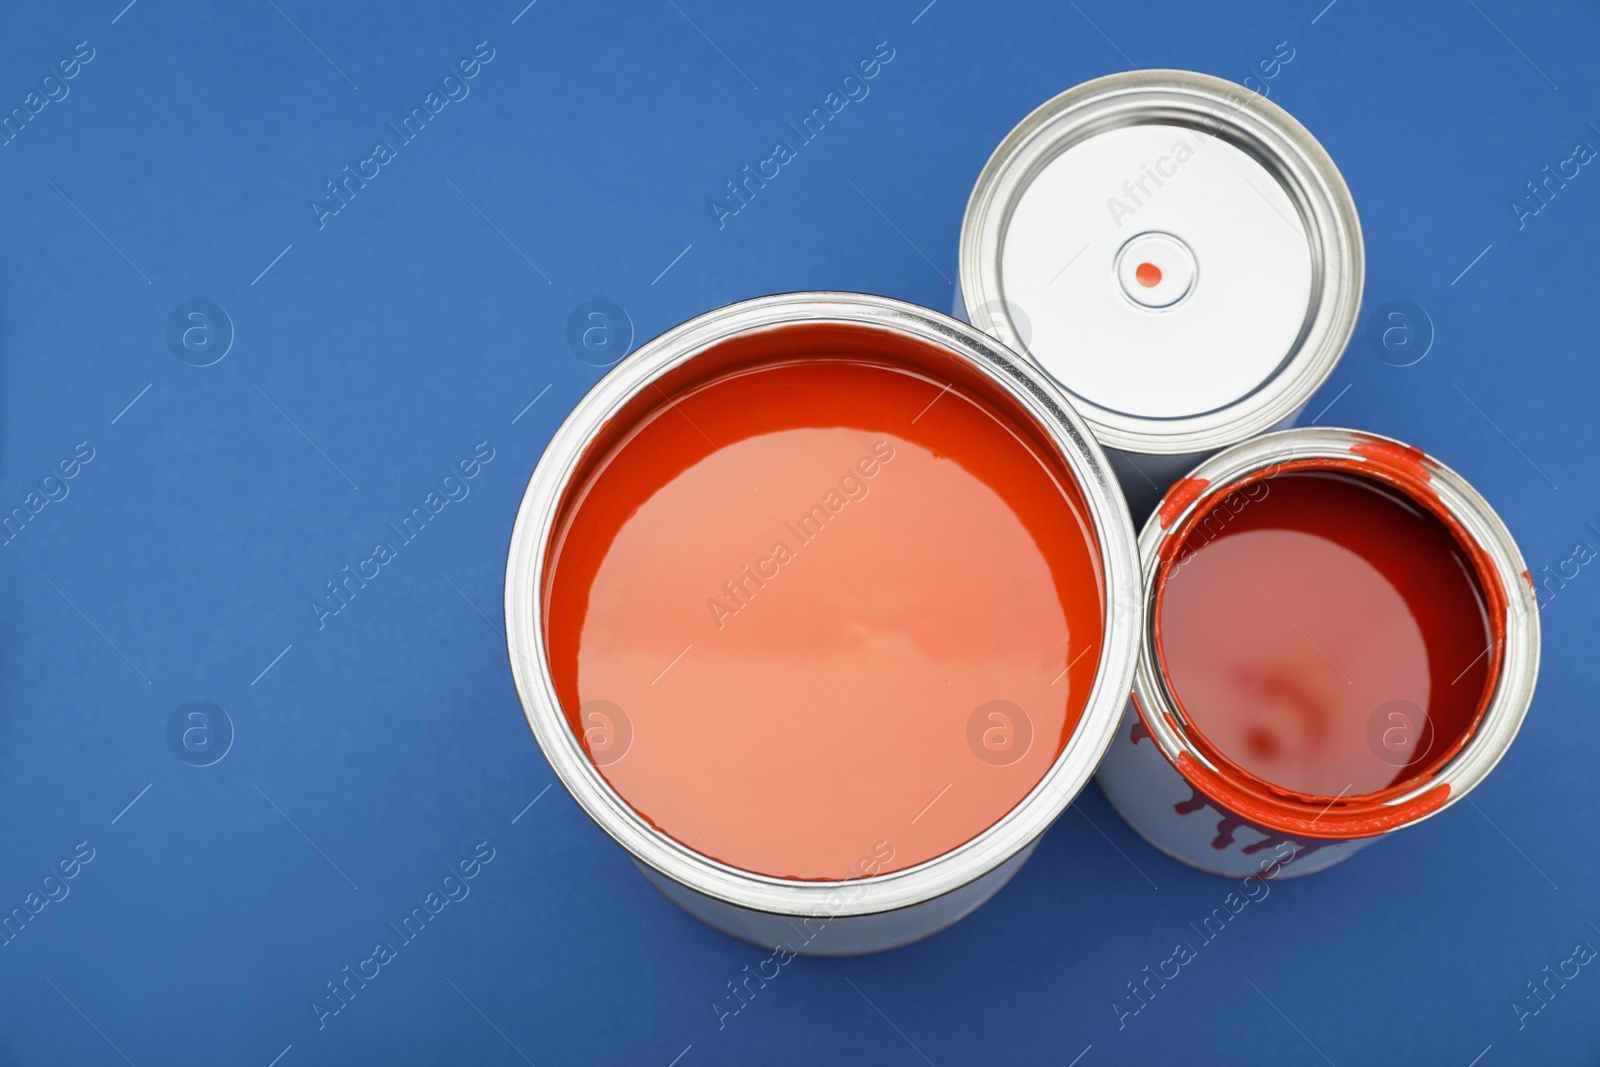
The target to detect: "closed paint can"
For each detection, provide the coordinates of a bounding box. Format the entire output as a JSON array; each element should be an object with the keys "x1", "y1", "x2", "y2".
[
  {"x1": 956, "y1": 70, "x2": 1364, "y2": 519},
  {"x1": 505, "y1": 293, "x2": 1142, "y2": 954},
  {"x1": 1096, "y1": 427, "x2": 1540, "y2": 878}
]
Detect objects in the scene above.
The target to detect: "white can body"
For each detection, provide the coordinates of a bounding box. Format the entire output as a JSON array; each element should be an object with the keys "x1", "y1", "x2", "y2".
[{"x1": 636, "y1": 841, "x2": 1038, "y2": 957}]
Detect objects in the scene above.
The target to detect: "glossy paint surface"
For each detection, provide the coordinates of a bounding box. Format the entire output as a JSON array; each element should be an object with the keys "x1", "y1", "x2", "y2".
[
  {"x1": 545, "y1": 327, "x2": 1106, "y2": 878},
  {"x1": 1156, "y1": 470, "x2": 1494, "y2": 799}
]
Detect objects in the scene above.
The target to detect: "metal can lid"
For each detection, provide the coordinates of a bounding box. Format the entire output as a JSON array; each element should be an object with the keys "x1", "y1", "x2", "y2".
[{"x1": 959, "y1": 70, "x2": 1363, "y2": 456}]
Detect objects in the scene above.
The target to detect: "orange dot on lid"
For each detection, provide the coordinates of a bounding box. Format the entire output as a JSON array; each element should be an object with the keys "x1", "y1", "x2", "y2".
[{"x1": 1135, "y1": 262, "x2": 1162, "y2": 288}]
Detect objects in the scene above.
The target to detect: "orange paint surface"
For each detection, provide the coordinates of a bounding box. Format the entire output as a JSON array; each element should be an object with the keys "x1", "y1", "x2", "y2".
[
  {"x1": 543, "y1": 324, "x2": 1106, "y2": 879},
  {"x1": 1157, "y1": 477, "x2": 1209, "y2": 529},
  {"x1": 1135, "y1": 261, "x2": 1163, "y2": 288},
  {"x1": 1156, "y1": 469, "x2": 1495, "y2": 801}
]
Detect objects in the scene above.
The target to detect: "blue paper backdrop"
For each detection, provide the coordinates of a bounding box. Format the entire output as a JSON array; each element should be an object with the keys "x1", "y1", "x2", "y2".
[{"x1": 1, "y1": 0, "x2": 1596, "y2": 1064}]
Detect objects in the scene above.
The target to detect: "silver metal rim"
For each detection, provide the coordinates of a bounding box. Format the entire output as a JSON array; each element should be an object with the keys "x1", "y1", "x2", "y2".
[
  {"x1": 1130, "y1": 427, "x2": 1541, "y2": 831},
  {"x1": 504, "y1": 292, "x2": 1143, "y2": 917},
  {"x1": 958, "y1": 69, "x2": 1364, "y2": 456}
]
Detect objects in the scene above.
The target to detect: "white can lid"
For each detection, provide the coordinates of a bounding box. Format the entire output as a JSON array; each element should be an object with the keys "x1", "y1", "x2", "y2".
[{"x1": 960, "y1": 71, "x2": 1363, "y2": 456}]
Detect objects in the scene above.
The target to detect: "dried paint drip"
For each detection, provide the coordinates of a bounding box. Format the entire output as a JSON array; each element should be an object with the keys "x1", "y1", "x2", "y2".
[
  {"x1": 1126, "y1": 711, "x2": 1343, "y2": 861},
  {"x1": 1169, "y1": 785, "x2": 1337, "y2": 861}
]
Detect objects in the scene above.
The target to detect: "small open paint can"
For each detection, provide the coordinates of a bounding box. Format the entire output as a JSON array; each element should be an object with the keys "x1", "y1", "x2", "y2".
[
  {"x1": 505, "y1": 293, "x2": 1141, "y2": 953},
  {"x1": 956, "y1": 70, "x2": 1364, "y2": 519},
  {"x1": 1095, "y1": 427, "x2": 1540, "y2": 877}
]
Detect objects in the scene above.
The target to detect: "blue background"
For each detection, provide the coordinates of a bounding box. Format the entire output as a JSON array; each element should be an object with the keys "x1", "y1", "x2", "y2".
[{"x1": 1, "y1": 0, "x2": 1596, "y2": 1064}]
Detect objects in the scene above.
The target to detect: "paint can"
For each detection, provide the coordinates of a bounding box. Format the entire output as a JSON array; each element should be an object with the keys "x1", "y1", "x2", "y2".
[
  {"x1": 1096, "y1": 427, "x2": 1540, "y2": 877},
  {"x1": 955, "y1": 70, "x2": 1364, "y2": 519},
  {"x1": 505, "y1": 292, "x2": 1142, "y2": 953}
]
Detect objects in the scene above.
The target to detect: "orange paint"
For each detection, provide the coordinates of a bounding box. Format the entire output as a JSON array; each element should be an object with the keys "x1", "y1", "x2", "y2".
[
  {"x1": 1176, "y1": 752, "x2": 1452, "y2": 839},
  {"x1": 1135, "y1": 262, "x2": 1162, "y2": 288},
  {"x1": 543, "y1": 324, "x2": 1106, "y2": 879},
  {"x1": 1352, "y1": 436, "x2": 1432, "y2": 484},
  {"x1": 1144, "y1": 450, "x2": 1508, "y2": 839},
  {"x1": 1158, "y1": 477, "x2": 1209, "y2": 529}
]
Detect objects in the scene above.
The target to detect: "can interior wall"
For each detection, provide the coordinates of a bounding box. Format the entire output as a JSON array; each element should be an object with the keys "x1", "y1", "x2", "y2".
[
  {"x1": 505, "y1": 293, "x2": 1143, "y2": 953},
  {"x1": 1096, "y1": 428, "x2": 1540, "y2": 878}
]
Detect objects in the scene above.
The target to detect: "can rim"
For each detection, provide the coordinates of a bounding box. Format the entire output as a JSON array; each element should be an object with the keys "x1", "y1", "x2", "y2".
[
  {"x1": 957, "y1": 69, "x2": 1364, "y2": 455},
  {"x1": 1130, "y1": 426, "x2": 1541, "y2": 839},
  {"x1": 503, "y1": 292, "x2": 1142, "y2": 918}
]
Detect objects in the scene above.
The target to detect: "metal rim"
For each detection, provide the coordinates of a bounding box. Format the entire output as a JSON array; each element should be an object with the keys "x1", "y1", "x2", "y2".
[
  {"x1": 958, "y1": 69, "x2": 1364, "y2": 455},
  {"x1": 504, "y1": 292, "x2": 1143, "y2": 917},
  {"x1": 1130, "y1": 427, "x2": 1541, "y2": 837}
]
